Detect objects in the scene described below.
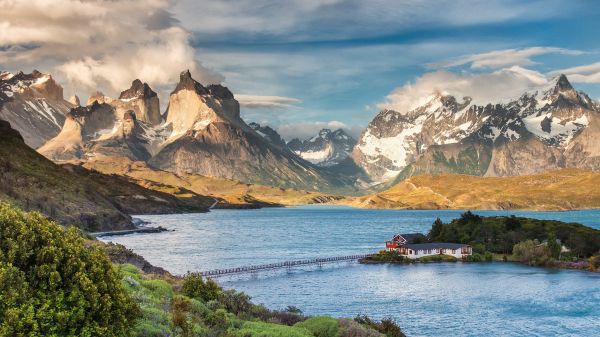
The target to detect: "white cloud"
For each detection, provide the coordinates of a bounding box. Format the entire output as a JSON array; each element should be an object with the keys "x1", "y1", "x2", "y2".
[
  {"x1": 0, "y1": 0, "x2": 223, "y2": 97},
  {"x1": 378, "y1": 66, "x2": 549, "y2": 114},
  {"x1": 549, "y1": 61, "x2": 600, "y2": 83},
  {"x1": 236, "y1": 95, "x2": 301, "y2": 109},
  {"x1": 430, "y1": 47, "x2": 584, "y2": 70}
]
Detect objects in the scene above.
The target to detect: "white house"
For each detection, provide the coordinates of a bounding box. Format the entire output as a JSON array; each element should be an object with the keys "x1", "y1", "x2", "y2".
[{"x1": 386, "y1": 234, "x2": 472, "y2": 259}]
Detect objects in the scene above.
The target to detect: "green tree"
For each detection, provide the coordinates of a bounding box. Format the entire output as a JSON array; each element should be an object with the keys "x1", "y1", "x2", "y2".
[
  {"x1": 428, "y1": 218, "x2": 444, "y2": 241},
  {"x1": 504, "y1": 216, "x2": 521, "y2": 231},
  {"x1": 547, "y1": 232, "x2": 561, "y2": 260},
  {"x1": 0, "y1": 203, "x2": 139, "y2": 337}
]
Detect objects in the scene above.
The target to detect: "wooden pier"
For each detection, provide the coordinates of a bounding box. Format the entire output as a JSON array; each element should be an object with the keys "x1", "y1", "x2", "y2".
[{"x1": 200, "y1": 254, "x2": 372, "y2": 277}]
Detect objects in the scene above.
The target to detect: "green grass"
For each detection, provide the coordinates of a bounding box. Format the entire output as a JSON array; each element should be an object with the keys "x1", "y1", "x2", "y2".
[
  {"x1": 295, "y1": 317, "x2": 340, "y2": 337},
  {"x1": 231, "y1": 321, "x2": 314, "y2": 337}
]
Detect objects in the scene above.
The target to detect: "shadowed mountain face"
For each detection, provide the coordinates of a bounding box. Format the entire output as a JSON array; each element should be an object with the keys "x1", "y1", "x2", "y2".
[{"x1": 354, "y1": 74, "x2": 600, "y2": 184}]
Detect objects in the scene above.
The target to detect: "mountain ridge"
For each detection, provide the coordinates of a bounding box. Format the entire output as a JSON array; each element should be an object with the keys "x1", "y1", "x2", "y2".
[{"x1": 354, "y1": 74, "x2": 600, "y2": 184}]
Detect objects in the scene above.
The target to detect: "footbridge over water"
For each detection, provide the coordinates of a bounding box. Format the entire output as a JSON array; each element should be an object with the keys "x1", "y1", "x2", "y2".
[{"x1": 200, "y1": 254, "x2": 373, "y2": 278}]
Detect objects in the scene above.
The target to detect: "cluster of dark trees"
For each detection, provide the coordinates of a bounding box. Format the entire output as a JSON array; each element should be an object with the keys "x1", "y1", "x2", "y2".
[{"x1": 427, "y1": 211, "x2": 600, "y2": 258}]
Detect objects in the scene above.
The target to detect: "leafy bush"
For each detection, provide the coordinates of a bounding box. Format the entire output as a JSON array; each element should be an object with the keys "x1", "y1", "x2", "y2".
[
  {"x1": 181, "y1": 272, "x2": 220, "y2": 302},
  {"x1": 590, "y1": 255, "x2": 600, "y2": 270},
  {"x1": 417, "y1": 254, "x2": 457, "y2": 262},
  {"x1": 484, "y1": 251, "x2": 493, "y2": 262},
  {"x1": 0, "y1": 203, "x2": 139, "y2": 337},
  {"x1": 354, "y1": 315, "x2": 406, "y2": 337},
  {"x1": 512, "y1": 240, "x2": 553, "y2": 266},
  {"x1": 368, "y1": 250, "x2": 407, "y2": 263},
  {"x1": 295, "y1": 316, "x2": 340, "y2": 337}
]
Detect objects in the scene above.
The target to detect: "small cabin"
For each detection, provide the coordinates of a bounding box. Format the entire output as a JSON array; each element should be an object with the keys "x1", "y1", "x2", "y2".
[{"x1": 386, "y1": 233, "x2": 472, "y2": 259}]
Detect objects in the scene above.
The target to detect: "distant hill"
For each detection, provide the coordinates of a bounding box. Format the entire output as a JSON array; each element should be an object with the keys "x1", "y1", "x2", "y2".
[
  {"x1": 79, "y1": 156, "x2": 343, "y2": 208},
  {"x1": 0, "y1": 119, "x2": 213, "y2": 231},
  {"x1": 344, "y1": 168, "x2": 600, "y2": 211}
]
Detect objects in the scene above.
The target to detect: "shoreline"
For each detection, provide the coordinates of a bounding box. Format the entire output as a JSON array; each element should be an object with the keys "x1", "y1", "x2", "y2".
[{"x1": 359, "y1": 255, "x2": 600, "y2": 273}]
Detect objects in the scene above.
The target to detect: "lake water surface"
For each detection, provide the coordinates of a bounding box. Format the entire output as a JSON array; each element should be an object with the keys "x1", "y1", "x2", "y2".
[{"x1": 103, "y1": 206, "x2": 600, "y2": 336}]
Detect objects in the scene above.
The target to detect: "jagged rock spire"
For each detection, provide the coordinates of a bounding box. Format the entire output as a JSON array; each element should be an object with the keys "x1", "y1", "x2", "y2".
[
  {"x1": 119, "y1": 79, "x2": 157, "y2": 100},
  {"x1": 552, "y1": 74, "x2": 574, "y2": 93}
]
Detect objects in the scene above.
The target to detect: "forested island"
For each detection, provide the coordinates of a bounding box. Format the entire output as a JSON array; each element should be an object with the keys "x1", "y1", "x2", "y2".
[{"x1": 363, "y1": 212, "x2": 600, "y2": 272}]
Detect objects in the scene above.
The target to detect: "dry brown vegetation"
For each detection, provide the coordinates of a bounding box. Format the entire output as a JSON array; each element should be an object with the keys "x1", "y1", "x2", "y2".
[
  {"x1": 79, "y1": 156, "x2": 341, "y2": 208},
  {"x1": 343, "y1": 168, "x2": 600, "y2": 211}
]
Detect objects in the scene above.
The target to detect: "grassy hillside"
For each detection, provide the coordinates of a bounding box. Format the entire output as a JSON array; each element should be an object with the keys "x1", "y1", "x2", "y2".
[
  {"x1": 344, "y1": 168, "x2": 600, "y2": 211},
  {"x1": 0, "y1": 203, "x2": 406, "y2": 337},
  {"x1": 0, "y1": 120, "x2": 212, "y2": 231},
  {"x1": 80, "y1": 156, "x2": 343, "y2": 208}
]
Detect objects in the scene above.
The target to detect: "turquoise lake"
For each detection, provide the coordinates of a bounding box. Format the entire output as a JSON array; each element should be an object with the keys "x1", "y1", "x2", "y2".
[{"x1": 103, "y1": 206, "x2": 600, "y2": 336}]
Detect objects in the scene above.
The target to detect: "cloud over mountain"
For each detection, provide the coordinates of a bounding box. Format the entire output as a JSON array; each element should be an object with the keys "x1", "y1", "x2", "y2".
[
  {"x1": 0, "y1": 0, "x2": 223, "y2": 95},
  {"x1": 378, "y1": 66, "x2": 549, "y2": 114}
]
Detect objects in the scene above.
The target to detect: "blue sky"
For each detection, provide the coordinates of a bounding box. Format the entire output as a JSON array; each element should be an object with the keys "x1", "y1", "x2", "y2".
[
  {"x1": 2, "y1": 0, "x2": 600, "y2": 140},
  {"x1": 173, "y1": 0, "x2": 600, "y2": 139}
]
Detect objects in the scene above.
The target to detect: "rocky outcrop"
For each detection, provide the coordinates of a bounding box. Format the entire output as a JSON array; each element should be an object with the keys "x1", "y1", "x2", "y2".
[
  {"x1": 86, "y1": 91, "x2": 113, "y2": 106},
  {"x1": 249, "y1": 122, "x2": 288, "y2": 149},
  {"x1": 355, "y1": 75, "x2": 600, "y2": 183},
  {"x1": 288, "y1": 128, "x2": 356, "y2": 167},
  {"x1": 116, "y1": 79, "x2": 161, "y2": 125},
  {"x1": 68, "y1": 95, "x2": 81, "y2": 106},
  {"x1": 0, "y1": 70, "x2": 73, "y2": 148}
]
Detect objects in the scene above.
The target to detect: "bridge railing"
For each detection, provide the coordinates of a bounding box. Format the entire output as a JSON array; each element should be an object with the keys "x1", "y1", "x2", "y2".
[{"x1": 199, "y1": 254, "x2": 372, "y2": 277}]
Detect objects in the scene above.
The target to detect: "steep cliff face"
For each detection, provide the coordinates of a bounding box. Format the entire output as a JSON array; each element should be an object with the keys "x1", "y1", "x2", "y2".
[
  {"x1": 38, "y1": 80, "x2": 169, "y2": 162},
  {"x1": 150, "y1": 71, "x2": 352, "y2": 191},
  {"x1": 115, "y1": 79, "x2": 161, "y2": 125},
  {"x1": 355, "y1": 75, "x2": 600, "y2": 183},
  {"x1": 0, "y1": 70, "x2": 73, "y2": 148}
]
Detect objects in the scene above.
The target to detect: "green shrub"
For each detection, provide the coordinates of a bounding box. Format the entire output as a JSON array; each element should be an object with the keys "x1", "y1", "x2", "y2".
[
  {"x1": 354, "y1": 315, "x2": 406, "y2": 337},
  {"x1": 141, "y1": 279, "x2": 174, "y2": 301},
  {"x1": 181, "y1": 272, "x2": 221, "y2": 302},
  {"x1": 0, "y1": 203, "x2": 139, "y2": 337},
  {"x1": 417, "y1": 254, "x2": 457, "y2": 262},
  {"x1": 484, "y1": 252, "x2": 493, "y2": 262},
  {"x1": 295, "y1": 316, "x2": 340, "y2": 337},
  {"x1": 512, "y1": 240, "x2": 553, "y2": 266}
]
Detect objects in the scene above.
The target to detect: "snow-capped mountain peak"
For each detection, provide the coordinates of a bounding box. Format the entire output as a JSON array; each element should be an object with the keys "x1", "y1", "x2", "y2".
[
  {"x1": 288, "y1": 128, "x2": 356, "y2": 167},
  {"x1": 353, "y1": 74, "x2": 600, "y2": 183}
]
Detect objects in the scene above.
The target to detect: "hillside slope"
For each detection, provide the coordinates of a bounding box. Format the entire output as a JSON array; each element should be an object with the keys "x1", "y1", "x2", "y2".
[
  {"x1": 80, "y1": 156, "x2": 342, "y2": 207},
  {"x1": 345, "y1": 168, "x2": 600, "y2": 211},
  {"x1": 0, "y1": 119, "x2": 212, "y2": 231}
]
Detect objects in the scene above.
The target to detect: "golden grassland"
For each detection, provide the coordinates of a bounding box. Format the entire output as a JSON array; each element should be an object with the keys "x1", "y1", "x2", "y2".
[
  {"x1": 341, "y1": 168, "x2": 600, "y2": 211},
  {"x1": 77, "y1": 156, "x2": 338, "y2": 207}
]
